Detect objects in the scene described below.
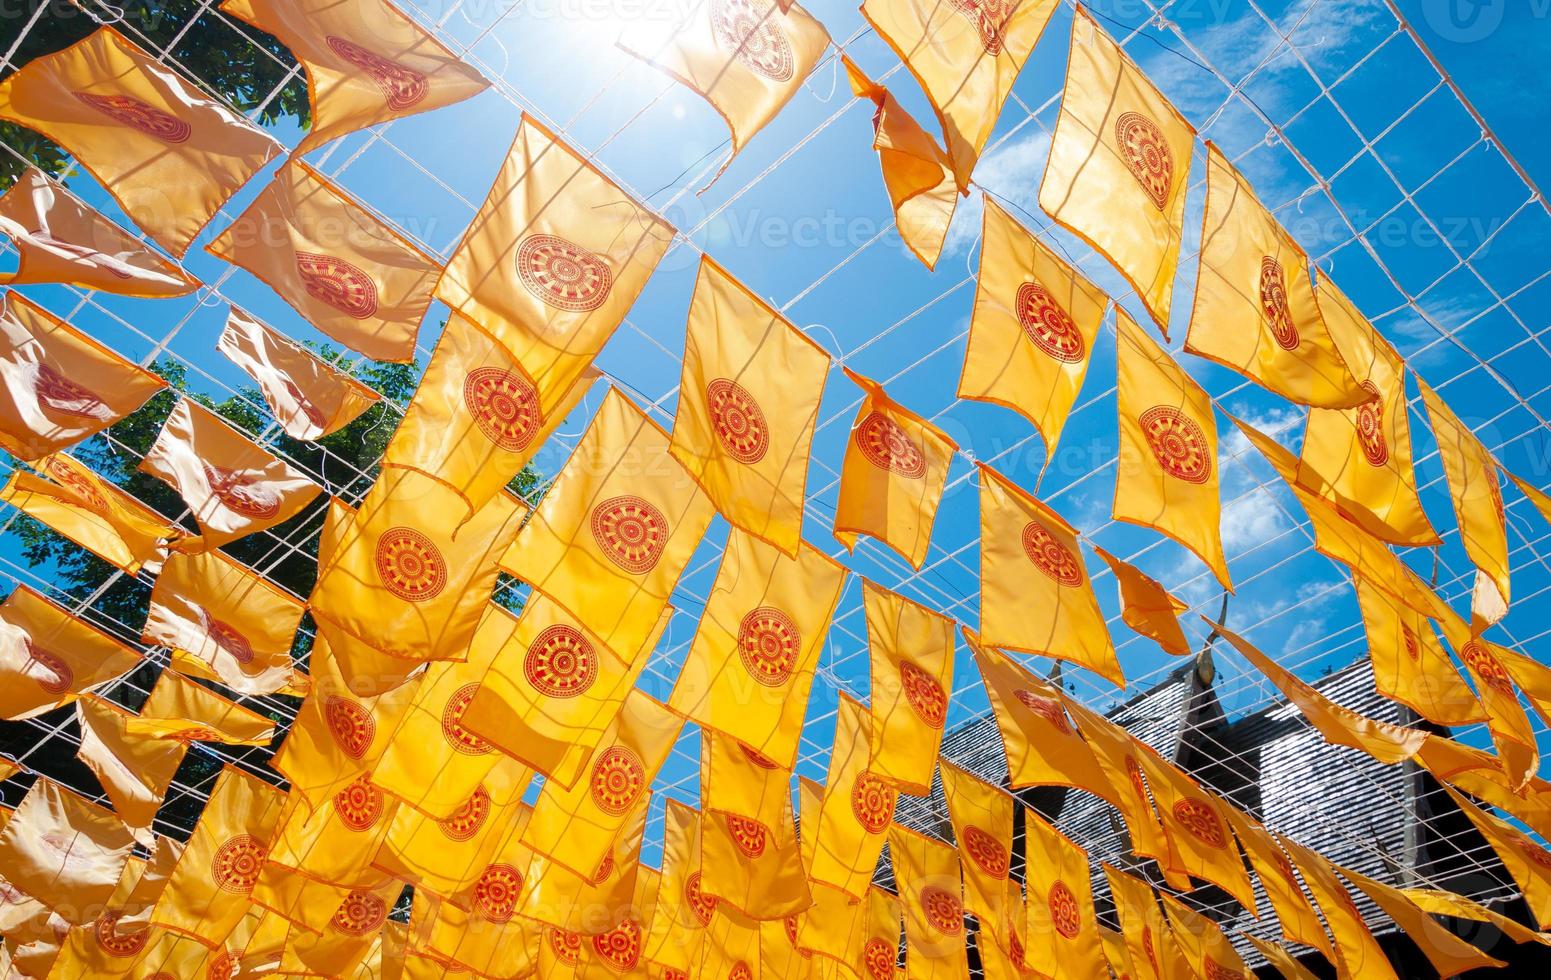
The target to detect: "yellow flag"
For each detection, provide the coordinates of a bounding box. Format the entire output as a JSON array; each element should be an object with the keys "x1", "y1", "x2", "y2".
[
  {"x1": 0, "y1": 466, "x2": 170, "y2": 575},
  {"x1": 643, "y1": 800, "x2": 713, "y2": 973},
  {"x1": 267, "y1": 775, "x2": 402, "y2": 889},
  {"x1": 1158, "y1": 893, "x2": 1252, "y2": 980},
  {"x1": 862, "y1": 0, "x2": 1058, "y2": 191},
  {"x1": 220, "y1": 0, "x2": 489, "y2": 153},
  {"x1": 0, "y1": 778, "x2": 134, "y2": 924},
  {"x1": 857, "y1": 886, "x2": 902, "y2": 980},
  {"x1": 1219, "y1": 808, "x2": 1331, "y2": 958},
  {"x1": 863, "y1": 580, "x2": 955, "y2": 794},
  {"x1": 502, "y1": 387, "x2": 715, "y2": 657},
  {"x1": 1279, "y1": 837, "x2": 1398, "y2": 980},
  {"x1": 0, "y1": 166, "x2": 198, "y2": 296},
  {"x1": 701, "y1": 727, "x2": 792, "y2": 830},
  {"x1": 889, "y1": 823, "x2": 968, "y2": 978},
  {"x1": 574, "y1": 866, "x2": 658, "y2": 977},
  {"x1": 834, "y1": 369, "x2": 957, "y2": 569},
  {"x1": 124, "y1": 669, "x2": 275, "y2": 745},
  {"x1": 373, "y1": 761, "x2": 532, "y2": 899},
  {"x1": 1434, "y1": 612, "x2": 1538, "y2": 791},
  {"x1": 1023, "y1": 807, "x2": 1103, "y2": 980},
  {"x1": 669, "y1": 529, "x2": 847, "y2": 767},
  {"x1": 1352, "y1": 575, "x2": 1482, "y2": 727},
  {"x1": 1505, "y1": 467, "x2": 1551, "y2": 531},
  {"x1": 520, "y1": 798, "x2": 648, "y2": 935},
  {"x1": 1440, "y1": 785, "x2": 1551, "y2": 929},
  {"x1": 143, "y1": 546, "x2": 305, "y2": 698},
  {"x1": 1416, "y1": 734, "x2": 1551, "y2": 841},
  {"x1": 795, "y1": 880, "x2": 866, "y2": 971},
  {"x1": 669, "y1": 257, "x2": 831, "y2": 556},
  {"x1": 74, "y1": 696, "x2": 186, "y2": 839},
  {"x1": 1129, "y1": 749, "x2": 1256, "y2": 913},
  {"x1": 1418, "y1": 375, "x2": 1510, "y2": 623},
  {"x1": 841, "y1": 57, "x2": 957, "y2": 270},
  {"x1": 437, "y1": 116, "x2": 672, "y2": 414},
  {"x1": 978, "y1": 463, "x2": 1121, "y2": 685},
  {"x1": 1115, "y1": 309, "x2": 1231, "y2": 588},
  {"x1": 809, "y1": 694, "x2": 897, "y2": 902},
  {"x1": 1091, "y1": 544, "x2": 1190, "y2": 656},
  {"x1": 1340, "y1": 864, "x2": 1505, "y2": 975},
  {"x1": 691, "y1": 898, "x2": 763, "y2": 978},
  {"x1": 1098, "y1": 925, "x2": 1133, "y2": 980},
  {"x1": 413, "y1": 888, "x2": 540, "y2": 977},
  {"x1": 1296, "y1": 275, "x2": 1438, "y2": 547},
  {"x1": 0, "y1": 28, "x2": 278, "y2": 255},
  {"x1": 1039, "y1": 9, "x2": 1193, "y2": 333},
  {"x1": 279, "y1": 880, "x2": 403, "y2": 978},
  {"x1": 699, "y1": 803, "x2": 811, "y2": 920},
  {"x1": 217, "y1": 307, "x2": 380, "y2": 442},
  {"x1": 1244, "y1": 936, "x2": 1322, "y2": 980},
  {"x1": 1104, "y1": 864, "x2": 1190, "y2": 980},
  {"x1": 0, "y1": 585, "x2": 142, "y2": 721},
  {"x1": 1493, "y1": 640, "x2": 1551, "y2": 732},
  {"x1": 1400, "y1": 886, "x2": 1551, "y2": 947},
  {"x1": 207, "y1": 161, "x2": 439, "y2": 363},
  {"x1": 940, "y1": 762, "x2": 1012, "y2": 928}
]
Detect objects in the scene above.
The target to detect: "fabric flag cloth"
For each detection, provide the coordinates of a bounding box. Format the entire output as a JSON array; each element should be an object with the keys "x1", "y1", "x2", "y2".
[
  {"x1": 669, "y1": 256, "x2": 831, "y2": 557},
  {"x1": 1401, "y1": 886, "x2": 1551, "y2": 947},
  {"x1": 1128, "y1": 748, "x2": 1257, "y2": 913},
  {"x1": 1098, "y1": 925, "x2": 1134, "y2": 980},
  {"x1": 1279, "y1": 837, "x2": 1399, "y2": 980},
  {"x1": 861, "y1": 0, "x2": 1058, "y2": 191},
  {"x1": 959, "y1": 197, "x2": 1107, "y2": 464},
  {"x1": 1438, "y1": 786, "x2": 1551, "y2": 930},
  {"x1": 277, "y1": 880, "x2": 401, "y2": 977},
  {"x1": 1245, "y1": 936, "x2": 1322, "y2": 980},
  {"x1": 668, "y1": 528, "x2": 846, "y2": 768},
  {"x1": 1187, "y1": 144, "x2": 1367, "y2": 408},
  {"x1": 207, "y1": 161, "x2": 439, "y2": 363},
  {"x1": 0, "y1": 28, "x2": 278, "y2": 256},
  {"x1": 1158, "y1": 893, "x2": 1253, "y2": 980},
  {"x1": 123, "y1": 669, "x2": 276, "y2": 746},
  {"x1": 808, "y1": 694, "x2": 897, "y2": 902},
  {"x1": 436, "y1": 115, "x2": 672, "y2": 415},
  {"x1": 220, "y1": 0, "x2": 490, "y2": 154},
  {"x1": 888, "y1": 823, "x2": 969, "y2": 978},
  {"x1": 642, "y1": 800, "x2": 712, "y2": 973},
  {"x1": 265, "y1": 775, "x2": 401, "y2": 889},
  {"x1": 856, "y1": 887, "x2": 903, "y2": 980},
  {"x1": 501, "y1": 387, "x2": 714, "y2": 658},
  {"x1": 939, "y1": 762, "x2": 1012, "y2": 928},
  {"x1": 619, "y1": 0, "x2": 830, "y2": 174},
  {"x1": 0, "y1": 779, "x2": 135, "y2": 924},
  {"x1": 0, "y1": 291, "x2": 164, "y2": 461},
  {"x1": 692, "y1": 899, "x2": 762, "y2": 977},
  {"x1": 863, "y1": 579, "x2": 955, "y2": 794},
  {"x1": 1039, "y1": 9, "x2": 1194, "y2": 334},
  {"x1": 1022, "y1": 807, "x2": 1104, "y2": 980},
  {"x1": 1506, "y1": 466, "x2": 1551, "y2": 530},
  {"x1": 0, "y1": 585, "x2": 142, "y2": 720},
  {"x1": 978, "y1": 463, "x2": 1121, "y2": 685},
  {"x1": 1418, "y1": 375, "x2": 1511, "y2": 624},
  {"x1": 216, "y1": 307, "x2": 380, "y2": 442},
  {"x1": 139, "y1": 398, "x2": 322, "y2": 549},
  {"x1": 1104, "y1": 865, "x2": 1191, "y2": 980},
  {"x1": 1339, "y1": 865, "x2": 1506, "y2": 975},
  {"x1": 385, "y1": 312, "x2": 595, "y2": 517},
  {"x1": 1114, "y1": 308, "x2": 1232, "y2": 589},
  {"x1": 1415, "y1": 734, "x2": 1551, "y2": 841},
  {"x1": 1219, "y1": 808, "x2": 1332, "y2": 958},
  {"x1": 1296, "y1": 274, "x2": 1438, "y2": 547},
  {"x1": 1352, "y1": 574, "x2": 1483, "y2": 727},
  {"x1": 1091, "y1": 544, "x2": 1190, "y2": 655},
  {"x1": 372, "y1": 762, "x2": 531, "y2": 899},
  {"x1": 699, "y1": 801, "x2": 811, "y2": 920},
  {"x1": 700, "y1": 727, "x2": 791, "y2": 830},
  {"x1": 0, "y1": 465, "x2": 171, "y2": 575},
  {"x1": 519, "y1": 799, "x2": 649, "y2": 936},
  {"x1": 0, "y1": 166, "x2": 198, "y2": 296},
  {"x1": 833, "y1": 369, "x2": 957, "y2": 569},
  {"x1": 841, "y1": 57, "x2": 957, "y2": 270},
  {"x1": 1432, "y1": 612, "x2": 1538, "y2": 791}
]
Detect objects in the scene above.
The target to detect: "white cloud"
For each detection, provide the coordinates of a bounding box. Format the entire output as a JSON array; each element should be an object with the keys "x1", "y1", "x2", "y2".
[{"x1": 939, "y1": 130, "x2": 1053, "y2": 260}]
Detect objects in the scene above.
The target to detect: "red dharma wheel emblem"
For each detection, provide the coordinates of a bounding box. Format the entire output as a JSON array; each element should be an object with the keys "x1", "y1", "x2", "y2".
[
  {"x1": 1016, "y1": 281, "x2": 1086, "y2": 363},
  {"x1": 855, "y1": 411, "x2": 927, "y2": 479},
  {"x1": 1138, "y1": 406, "x2": 1212, "y2": 485},
  {"x1": 590, "y1": 495, "x2": 669, "y2": 574},
  {"x1": 438, "y1": 785, "x2": 490, "y2": 841},
  {"x1": 899, "y1": 661, "x2": 947, "y2": 728},
  {"x1": 1021, "y1": 521, "x2": 1083, "y2": 586},
  {"x1": 1258, "y1": 256, "x2": 1301, "y2": 351},
  {"x1": 42, "y1": 459, "x2": 109, "y2": 513},
  {"x1": 32, "y1": 363, "x2": 110, "y2": 420},
  {"x1": 961, "y1": 826, "x2": 1009, "y2": 880},
  {"x1": 1125, "y1": 755, "x2": 1148, "y2": 801},
  {"x1": 849, "y1": 769, "x2": 896, "y2": 834},
  {"x1": 524, "y1": 624, "x2": 599, "y2": 698},
  {"x1": 324, "y1": 36, "x2": 428, "y2": 110},
  {"x1": 441, "y1": 684, "x2": 494, "y2": 756},
  {"x1": 706, "y1": 377, "x2": 770, "y2": 464},
  {"x1": 24, "y1": 643, "x2": 73, "y2": 695},
  {"x1": 1142, "y1": 926, "x2": 1159, "y2": 971},
  {"x1": 516, "y1": 233, "x2": 613, "y2": 313},
  {"x1": 921, "y1": 886, "x2": 963, "y2": 935},
  {"x1": 741, "y1": 744, "x2": 780, "y2": 769},
  {"x1": 946, "y1": 0, "x2": 1011, "y2": 55},
  {"x1": 282, "y1": 379, "x2": 329, "y2": 431},
  {"x1": 72, "y1": 92, "x2": 191, "y2": 142},
  {"x1": 334, "y1": 775, "x2": 385, "y2": 831},
  {"x1": 725, "y1": 813, "x2": 768, "y2": 857},
  {"x1": 1172, "y1": 797, "x2": 1228, "y2": 849},
  {"x1": 95, "y1": 911, "x2": 149, "y2": 957},
  {"x1": 588, "y1": 852, "x2": 615, "y2": 885},
  {"x1": 729, "y1": 963, "x2": 755, "y2": 980},
  {"x1": 549, "y1": 928, "x2": 583, "y2": 965},
  {"x1": 374, "y1": 526, "x2": 448, "y2": 601},
  {"x1": 685, "y1": 870, "x2": 717, "y2": 925},
  {"x1": 1205, "y1": 957, "x2": 1246, "y2": 980},
  {"x1": 863, "y1": 937, "x2": 895, "y2": 980},
  {"x1": 1015, "y1": 688, "x2": 1072, "y2": 734},
  {"x1": 590, "y1": 745, "x2": 646, "y2": 815},
  {"x1": 783, "y1": 916, "x2": 799, "y2": 947},
  {"x1": 1460, "y1": 641, "x2": 1515, "y2": 697},
  {"x1": 463, "y1": 367, "x2": 542, "y2": 452},
  {"x1": 197, "y1": 608, "x2": 254, "y2": 665},
  {"x1": 295, "y1": 252, "x2": 379, "y2": 319},
  {"x1": 473, "y1": 863, "x2": 523, "y2": 922},
  {"x1": 1400, "y1": 624, "x2": 1421, "y2": 662},
  {"x1": 592, "y1": 917, "x2": 643, "y2": 971},
  {"x1": 1519, "y1": 841, "x2": 1551, "y2": 869},
  {"x1": 1114, "y1": 111, "x2": 1174, "y2": 211},
  {"x1": 737, "y1": 606, "x2": 801, "y2": 686},
  {"x1": 206, "y1": 950, "x2": 237, "y2": 980},
  {"x1": 210, "y1": 834, "x2": 266, "y2": 894},
  {"x1": 1047, "y1": 880, "x2": 1081, "y2": 940},
  {"x1": 331, "y1": 891, "x2": 388, "y2": 936},
  {"x1": 1355, "y1": 380, "x2": 1388, "y2": 467},
  {"x1": 324, "y1": 695, "x2": 375, "y2": 759},
  {"x1": 711, "y1": 0, "x2": 795, "y2": 81},
  {"x1": 201, "y1": 463, "x2": 281, "y2": 519}
]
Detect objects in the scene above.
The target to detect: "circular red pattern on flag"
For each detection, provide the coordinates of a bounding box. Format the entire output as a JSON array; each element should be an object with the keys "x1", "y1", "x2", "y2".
[
  {"x1": 784, "y1": 915, "x2": 799, "y2": 947},
  {"x1": 741, "y1": 744, "x2": 780, "y2": 769},
  {"x1": 850, "y1": 769, "x2": 896, "y2": 834},
  {"x1": 863, "y1": 937, "x2": 895, "y2": 980},
  {"x1": 95, "y1": 912, "x2": 148, "y2": 957},
  {"x1": 1205, "y1": 957, "x2": 1245, "y2": 980},
  {"x1": 206, "y1": 950, "x2": 236, "y2": 980},
  {"x1": 899, "y1": 661, "x2": 947, "y2": 728},
  {"x1": 664, "y1": 971, "x2": 689, "y2": 980},
  {"x1": 737, "y1": 606, "x2": 800, "y2": 687},
  {"x1": 32, "y1": 363, "x2": 110, "y2": 420},
  {"x1": 855, "y1": 411, "x2": 927, "y2": 479},
  {"x1": 324, "y1": 36, "x2": 428, "y2": 110},
  {"x1": 1125, "y1": 755, "x2": 1148, "y2": 801},
  {"x1": 1460, "y1": 640, "x2": 1515, "y2": 696},
  {"x1": 1520, "y1": 841, "x2": 1551, "y2": 869},
  {"x1": 590, "y1": 745, "x2": 646, "y2": 815},
  {"x1": 332, "y1": 891, "x2": 388, "y2": 935},
  {"x1": 1047, "y1": 880, "x2": 1081, "y2": 939},
  {"x1": 725, "y1": 813, "x2": 768, "y2": 857},
  {"x1": 374, "y1": 526, "x2": 448, "y2": 601},
  {"x1": 473, "y1": 863, "x2": 523, "y2": 922},
  {"x1": 1401, "y1": 624, "x2": 1421, "y2": 662},
  {"x1": 706, "y1": 377, "x2": 770, "y2": 464},
  {"x1": 1139, "y1": 406, "x2": 1212, "y2": 485},
  {"x1": 1142, "y1": 926, "x2": 1158, "y2": 971},
  {"x1": 201, "y1": 463, "x2": 282, "y2": 519},
  {"x1": 1355, "y1": 381, "x2": 1389, "y2": 467},
  {"x1": 921, "y1": 886, "x2": 963, "y2": 935},
  {"x1": 1021, "y1": 521, "x2": 1083, "y2": 586},
  {"x1": 516, "y1": 233, "x2": 613, "y2": 312},
  {"x1": 1009, "y1": 931, "x2": 1027, "y2": 969},
  {"x1": 710, "y1": 0, "x2": 795, "y2": 81},
  {"x1": 729, "y1": 962, "x2": 754, "y2": 980},
  {"x1": 438, "y1": 784, "x2": 490, "y2": 842},
  {"x1": 685, "y1": 870, "x2": 716, "y2": 925},
  {"x1": 463, "y1": 367, "x2": 542, "y2": 452},
  {"x1": 1016, "y1": 281, "x2": 1086, "y2": 363},
  {"x1": 1014, "y1": 688, "x2": 1072, "y2": 734},
  {"x1": 295, "y1": 252, "x2": 379, "y2": 319},
  {"x1": 524, "y1": 624, "x2": 599, "y2": 698},
  {"x1": 591, "y1": 917, "x2": 643, "y2": 972},
  {"x1": 283, "y1": 379, "x2": 329, "y2": 432},
  {"x1": 549, "y1": 928, "x2": 583, "y2": 965},
  {"x1": 72, "y1": 92, "x2": 190, "y2": 142},
  {"x1": 41, "y1": 458, "x2": 108, "y2": 513},
  {"x1": 324, "y1": 695, "x2": 374, "y2": 759},
  {"x1": 197, "y1": 608, "x2": 254, "y2": 665},
  {"x1": 334, "y1": 776, "x2": 385, "y2": 831},
  {"x1": 24, "y1": 643, "x2": 72, "y2": 695},
  {"x1": 210, "y1": 833, "x2": 266, "y2": 894},
  {"x1": 589, "y1": 852, "x2": 615, "y2": 885},
  {"x1": 961, "y1": 826, "x2": 1009, "y2": 880},
  {"x1": 1114, "y1": 111, "x2": 1173, "y2": 211},
  {"x1": 589, "y1": 495, "x2": 669, "y2": 574},
  {"x1": 1258, "y1": 256, "x2": 1301, "y2": 351},
  {"x1": 946, "y1": 0, "x2": 1010, "y2": 55},
  {"x1": 1172, "y1": 797, "x2": 1228, "y2": 849},
  {"x1": 440, "y1": 684, "x2": 493, "y2": 756}
]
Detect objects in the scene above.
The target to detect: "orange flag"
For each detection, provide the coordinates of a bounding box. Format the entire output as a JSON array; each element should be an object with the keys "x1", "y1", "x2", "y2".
[
  {"x1": 863, "y1": 579, "x2": 955, "y2": 794},
  {"x1": 1434, "y1": 612, "x2": 1538, "y2": 791},
  {"x1": 265, "y1": 776, "x2": 401, "y2": 889},
  {"x1": 1352, "y1": 575, "x2": 1482, "y2": 727},
  {"x1": 436, "y1": 116, "x2": 672, "y2": 414},
  {"x1": 978, "y1": 463, "x2": 1121, "y2": 685},
  {"x1": 960, "y1": 197, "x2": 1107, "y2": 462},
  {"x1": 1023, "y1": 807, "x2": 1104, "y2": 980},
  {"x1": 373, "y1": 761, "x2": 532, "y2": 899},
  {"x1": 1340, "y1": 864, "x2": 1506, "y2": 975},
  {"x1": 940, "y1": 762, "x2": 1012, "y2": 928},
  {"x1": 124, "y1": 669, "x2": 276, "y2": 745},
  {"x1": 1092, "y1": 544, "x2": 1190, "y2": 656},
  {"x1": 1104, "y1": 865, "x2": 1190, "y2": 980},
  {"x1": 1115, "y1": 308, "x2": 1231, "y2": 589},
  {"x1": 1245, "y1": 936, "x2": 1322, "y2": 980},
  {"x1": 669, "y1": 257, "x2": 831, "y2": 557},
  {"x1": 279, "y1": 880, "x2": 402, "y2": 977},
  {"x1": 1438, "y1": 785, "x2": 1551, "y2": 930},
  {"x1": 216, "y1": 307, "x2": 380, "y2": 442},
  {"x1": 0, "y1": 291, "x2": 164, "y2": 461},
  {"x1": 1187, "y1": 145, "x2": 1366, "y2": 408},
  {"x1": 668, "y1": 529, "x2": 846, "y2": 768},
  {"x1": 691, "y1": 899, "x2": 762, "y2": 977},
  {"x1": 701, "y1": 727, "x2": 791, "y2": 830},
  {"x1": 889, "y1": 823, "x2": 969, "y2": 978},
  {"x1": 1129, "y1": 749, "x2": 1257, "y2": 913},
  {"x1": 834, "y1": 369, "x2": 958, "y2": 569},
  {"x1": 519, "y1": 799, "x2": 648, "y2": 935},
  {"x1": 1505, "y1": 466, "x2": 1551, "y2": 531},
  {"x1": 1279, "y1": 837, "x2": 1398, "y2": 980},
  {"x1": 0, "y1": 28, "x2": 278, "y2": 255},
  {"x1": 501, "y1": 387, "x2": 715, "y2": 658},
  {"x1": 699, "y1": 803, "x2": 811, "y2": 921},
  {"x1": 1158, "y1": 893, "x2": 1253, "y2": 980},
  {"x1": 140, "y1": 398, "x2": 322, "y2": 548},
  {"x1": 75, "y1": 695, "x2": 186, "y2": 839},
  {"x1": 1219, "y1": 808, "x2": 1331, "y2": 958},
  {"x1": 0, "y1": 166, "x2": 198, "y2": 296},
  {"x1": 857, "y1": 886, "x2": 902, "y2": 980},
  {"x1": 1401, "y1": 886, "x2": 1551, "y2": 947},
  {"x1": 643, "y1": 800, "x2": 713, "y2": 973},
  {"x1": 0, "y1": 585, "x2": 142, "y2": 720},
  {"x1": 808, "y1": 694, "x2": 897, "y2": 902},
  {"x1": 0, "y1": 465, "x2": 171, "y2": 575},
  {"x1": 220, "y1": 0, "x2": 489, "y2": 154},
  {"x1": 1416, "y1": 734, "x2": 1551, "y2": 841},
  {"x1": 0, "y1": 779, "x2": 134, "y2": 924},
  {"x1": 861, "y1": 0, "x2": 1058, "y2": 191},
  {"x1": 1039, "y1": 9, "x2": 1194, "y2": 333},
  {"x1": 1296, "y1": 274, "x2": 1438, "y2": 547}
]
